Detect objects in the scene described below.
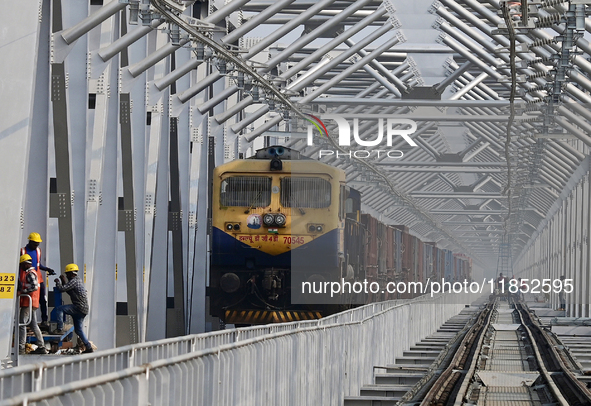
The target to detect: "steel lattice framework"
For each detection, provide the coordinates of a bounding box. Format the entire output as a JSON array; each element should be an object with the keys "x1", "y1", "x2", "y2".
[{"x1": 1, "y1": 0, "x2": 591, "y2": 354}]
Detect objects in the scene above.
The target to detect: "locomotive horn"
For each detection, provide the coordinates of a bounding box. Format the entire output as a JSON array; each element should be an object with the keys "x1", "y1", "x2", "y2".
[{"x1": 270, "y1": 157, "x2": 282, "y2": 171}]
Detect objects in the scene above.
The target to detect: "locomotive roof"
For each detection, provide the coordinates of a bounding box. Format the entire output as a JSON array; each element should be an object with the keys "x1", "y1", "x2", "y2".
[
  {"x1": 215, "y1": 150, "x2": 345, "y2": 181},
  {"x1": 247, "y1": 146, "x2": 313, "y2": 161}
]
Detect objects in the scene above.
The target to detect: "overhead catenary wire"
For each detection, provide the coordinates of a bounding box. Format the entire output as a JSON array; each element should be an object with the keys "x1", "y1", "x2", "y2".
[
  {"x1": 149, "y1": 0, "x2": 484, "y2": 264},
  {"x1": 500, "y1": 1, "x2": 518, "y2": 244}
]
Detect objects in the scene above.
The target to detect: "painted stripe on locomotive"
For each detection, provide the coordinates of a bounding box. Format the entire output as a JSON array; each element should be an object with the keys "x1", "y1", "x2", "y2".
[
  {"x1": 211, "y1": 226, "x2": 340, "y2": 269},
  {"x1": 224, "y1": 310, "x2": 323, "y2": 324}
]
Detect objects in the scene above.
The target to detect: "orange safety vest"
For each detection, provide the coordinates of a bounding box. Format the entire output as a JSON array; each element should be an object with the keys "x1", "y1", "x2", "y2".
[
  {"x1": 19, "y1": 266, "x2": 40, "y2": 309},
  {"x1": 20, "y1": 247, "x2": 43, "y2": 284}
]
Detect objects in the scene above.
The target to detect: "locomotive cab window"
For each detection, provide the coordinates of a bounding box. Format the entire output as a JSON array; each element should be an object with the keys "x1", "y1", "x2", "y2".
[
  {"x1": 220, "y1": 176, "x2": 272, "y2": 207},
  {"x1": 339, "y1": 185, "x2": 348, "y2": 220},
  {"x1": 345, "y1": 198, "x2": 354, "y2": 213},
  {"x1": 345, "y1": 188, "x2": 361, "y2": 220},
  {"x1": 280, "y1": 177, "x2": 331, "y2": 208}
]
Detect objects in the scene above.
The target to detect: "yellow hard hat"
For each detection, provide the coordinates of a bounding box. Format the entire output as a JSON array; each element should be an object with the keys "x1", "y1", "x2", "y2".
[
  {"x1": 65, "y1": 263, "x2": 79, "y2": 274},
  {"x1": 20, "y1": 254, "x2": 32, "y2": 264},
  {"x1": 28, "y1": 232, "x2": 42, "y2": 243}
]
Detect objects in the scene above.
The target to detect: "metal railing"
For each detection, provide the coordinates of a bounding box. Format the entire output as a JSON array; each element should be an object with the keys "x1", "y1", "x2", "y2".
[{"x1": 0, "y1": 293, "x2": 479, "y2": 405}]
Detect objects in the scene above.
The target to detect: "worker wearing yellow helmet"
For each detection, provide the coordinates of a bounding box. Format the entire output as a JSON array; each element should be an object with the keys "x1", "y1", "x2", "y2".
[
  {"x1": 54, "y1": 264, "x2": 93, "y2": 353},
  {"x1": 20, "y1": 232, "x2": 55, "y2": 331},
  {"x1": 17, "y1": 254, "x2": 47, "y2": 354},
  {"x1": 28, "y1": 232, "x2": 42, "y2": 243}
]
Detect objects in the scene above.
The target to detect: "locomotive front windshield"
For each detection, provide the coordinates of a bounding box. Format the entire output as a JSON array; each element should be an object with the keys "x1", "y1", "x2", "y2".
[
  {"x1": 280, "y1": 177, "x2": 331, "y2": 208},
  {"x1": 220, "y1": 176, "x2": 272, "y2": 207}
]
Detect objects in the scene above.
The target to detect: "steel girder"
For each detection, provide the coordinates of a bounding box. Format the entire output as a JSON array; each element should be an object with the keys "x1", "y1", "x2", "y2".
[{"x1": 4, "y1": 0, "x2": 591, "y2": 349}]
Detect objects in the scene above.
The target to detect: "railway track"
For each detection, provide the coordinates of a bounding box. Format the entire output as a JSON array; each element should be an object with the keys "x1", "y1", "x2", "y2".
[{"x1": 345, "y1": 297, "x2": 591, "y2": 405}]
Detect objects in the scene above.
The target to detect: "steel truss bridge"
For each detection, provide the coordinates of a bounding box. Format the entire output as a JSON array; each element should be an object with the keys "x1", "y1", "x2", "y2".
[{"x1": 1, "y1": 0, "x2": 591, "y2": 369}]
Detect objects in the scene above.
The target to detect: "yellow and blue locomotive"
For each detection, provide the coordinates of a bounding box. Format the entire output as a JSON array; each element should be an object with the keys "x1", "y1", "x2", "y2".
[
  {"x1": 210, "y1": 146, "x2": 357, "y2": 324},
  {"x1": 209, "y1": 146, "x2": 472, "y2": 325}
]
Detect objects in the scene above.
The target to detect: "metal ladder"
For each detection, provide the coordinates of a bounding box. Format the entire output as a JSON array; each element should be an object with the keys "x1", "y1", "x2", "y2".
[{"x1": 496, "y1": 242, "x2": 513, "y2": 279}]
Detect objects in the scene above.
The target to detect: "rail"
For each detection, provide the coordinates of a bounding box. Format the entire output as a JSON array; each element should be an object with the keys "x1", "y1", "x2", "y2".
[
  {"x1": 516, "y1": 303, "x2": 591, "y2": 405},
  {"x1": 416, "y1": 299, "x2": 591, "y2": 406},
  {"x1": 419, "y1": 301, "x2": 493, "y2": 405},
  {"x1": 0, "y1": 293, "x2": 478, "y2": 405}
]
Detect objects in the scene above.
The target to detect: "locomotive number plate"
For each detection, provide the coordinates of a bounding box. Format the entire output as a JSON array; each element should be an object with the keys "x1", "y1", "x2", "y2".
[
  {"x1": 236, "y1": 234, "x2": 312, "y2": 246},
  {"x1": 282, "y1": 236, "x2": 307, "y2": 245}
]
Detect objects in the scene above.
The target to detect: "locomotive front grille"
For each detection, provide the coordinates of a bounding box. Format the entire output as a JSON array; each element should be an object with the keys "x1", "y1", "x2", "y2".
[
  {"x1": 221, "y1": 176, "x2": 272, "y2": 207},
  {"x1": 280, "y1": 177, "x2": 331, "y2": 208}
]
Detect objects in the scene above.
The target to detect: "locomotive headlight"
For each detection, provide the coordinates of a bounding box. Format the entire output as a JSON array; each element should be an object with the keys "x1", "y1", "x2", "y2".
[
  {"x1": 263, "y1": 213, "x2": 275, "y2": 226},
  {"x1": 275, "y1": 213, "x2": 286, "y2": 226},
  {"x1": 233, "y1": 224, "x2": 240, "y2": 231},
  {"x1": 226, "y1": 224, "x2": 234, "y2": 231},
  {"x1": 220, "y1": 273, "x2": 241, "y2": 293},
  {"x1": 307, "y1": 224, "x2": 324, "y2": 233}
]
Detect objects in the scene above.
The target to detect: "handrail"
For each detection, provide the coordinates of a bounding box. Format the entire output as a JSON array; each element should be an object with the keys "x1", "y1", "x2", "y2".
[
  {"x1": 0, "y1": 295, "x2": 430, "y2": 376},
  {"x1": 0, "y1": 292, "x2": 478, "y2": 405}
]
